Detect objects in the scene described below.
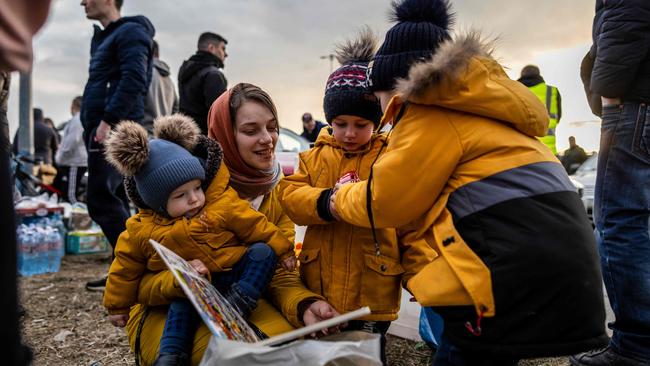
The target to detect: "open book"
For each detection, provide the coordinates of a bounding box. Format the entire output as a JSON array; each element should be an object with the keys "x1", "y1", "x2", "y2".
[{"x1": 149, "y1": 239, "x2": 370, "y2": 346}]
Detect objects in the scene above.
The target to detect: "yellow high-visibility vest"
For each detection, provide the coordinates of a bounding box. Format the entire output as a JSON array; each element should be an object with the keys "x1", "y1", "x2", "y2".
[{"x1": 528, "y1": 83, "x2": 560, "y2": 154}]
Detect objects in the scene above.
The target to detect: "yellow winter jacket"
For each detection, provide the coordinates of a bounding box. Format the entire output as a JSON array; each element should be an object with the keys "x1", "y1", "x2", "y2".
[
  {"x1": 104, "y1": 152, "x2": 294, "y2": 315},
  {"x1": 333, "y1": 34, "x2": 607, "y2": 356},
  {"x1": 280, "y1": 130, "x2": 427, "y2": 321},
  {"x1": 125, "y1": 182, "x2": 323, "y2": 366},
  {"x1": 115, "y1": 137, "x2": 323, "y2": 365}
]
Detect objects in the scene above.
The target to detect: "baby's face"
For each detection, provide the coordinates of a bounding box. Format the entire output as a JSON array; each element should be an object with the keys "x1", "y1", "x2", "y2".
[
  {"x1": 331, "y1": 115, "x2": 374, "y2": 152},
  {"x1": 166, "y1": 179, "x2": 205, "y2": 218}
]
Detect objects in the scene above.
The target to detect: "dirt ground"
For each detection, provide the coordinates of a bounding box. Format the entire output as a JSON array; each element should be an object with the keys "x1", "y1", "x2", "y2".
[{"x1": 19, "y1": 253, "x2": 570, "y2": 366}]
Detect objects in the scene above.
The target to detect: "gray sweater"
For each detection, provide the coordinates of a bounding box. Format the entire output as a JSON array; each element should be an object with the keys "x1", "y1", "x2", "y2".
[{"x1": 55, "y1": 113, "x2": 87, "y2": 167}]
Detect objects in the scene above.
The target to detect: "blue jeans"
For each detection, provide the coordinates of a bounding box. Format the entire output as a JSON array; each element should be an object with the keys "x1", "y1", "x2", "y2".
[
  {"x1": 595, "y1": 102, "x2": 650, "y2": 362},
  {"x1": 432, "y1": 336, "x2": 518, "y2": 366},
  {"x1": 159, "y1": 242, "x2": 277, "y2": 356}
]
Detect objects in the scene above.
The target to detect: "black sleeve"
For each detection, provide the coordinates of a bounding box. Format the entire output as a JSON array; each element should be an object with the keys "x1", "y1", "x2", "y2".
[
  {"x1": 580, "y1": 49, "x2": 602, "y2": 117},
  {"x1": 316, "y1": 188, "x2": 335, "y2": 222},
  {"x1": 202, "y1": 69, "x2": 227, "y2": 109},
  {"x1": 591, "y1": 0, "x2": 650, "y2": 98}
]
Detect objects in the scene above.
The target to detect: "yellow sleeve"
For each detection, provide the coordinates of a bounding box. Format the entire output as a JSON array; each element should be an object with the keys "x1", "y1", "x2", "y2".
[
  {"x1": 334, "y1": 106, "x2": 463, "y2": 229},
  {"x1": 136, "y1": 270, "x2": 185, "y2": 306},
  {"x1": 104, "y1": 229, "x2": 148, "y2": 314},
  {"x1": 266, "y1": 265, "x2": 324, "y2": 327},
  {"x1": 278, "y1": 153, "x2": 330, "y2": 226},
  {"x1": 224, "y1": 187, "x2": 293, "y2": 259}
]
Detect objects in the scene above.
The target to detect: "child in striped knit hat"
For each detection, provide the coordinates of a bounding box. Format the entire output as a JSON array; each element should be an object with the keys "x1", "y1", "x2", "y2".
[{"x1": 279, "y1": 27, "x2": 402, "y2": 363}]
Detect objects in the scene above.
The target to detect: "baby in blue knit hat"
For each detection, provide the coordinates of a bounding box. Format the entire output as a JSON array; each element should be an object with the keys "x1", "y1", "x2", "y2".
[{"x1": 103, "y1": 115, "x2": 296, "y2": 366}]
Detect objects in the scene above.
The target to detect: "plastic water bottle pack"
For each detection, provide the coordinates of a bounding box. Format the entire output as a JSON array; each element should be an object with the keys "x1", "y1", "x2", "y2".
[{"x1": 16, "y1": 218, "x2": 65, "y2": 276}]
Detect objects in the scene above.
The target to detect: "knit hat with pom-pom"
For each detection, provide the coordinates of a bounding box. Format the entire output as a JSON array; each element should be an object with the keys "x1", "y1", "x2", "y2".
[
  {"x1": 105, "y1": 114, "x2": 205, "y2": 215},
  {"x1": 324, "y1": 27, "x2": 382, "y2": 126},
  {"x1": 370, "y1": 0, "x2": 454, "y2": 91}
]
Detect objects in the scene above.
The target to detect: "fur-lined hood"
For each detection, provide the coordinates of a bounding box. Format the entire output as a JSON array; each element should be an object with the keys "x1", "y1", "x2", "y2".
[
  {"x1": 125, "y1": 135, "x2": 223, "y2": 210},
  {"x1": 394, "y1": 32, "x2": 549, "y2": 137}
]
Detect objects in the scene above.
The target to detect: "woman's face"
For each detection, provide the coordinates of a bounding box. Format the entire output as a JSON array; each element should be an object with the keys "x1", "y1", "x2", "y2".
[{"x1": 234, "y1": 101, "x2": 279, "y2": 170}]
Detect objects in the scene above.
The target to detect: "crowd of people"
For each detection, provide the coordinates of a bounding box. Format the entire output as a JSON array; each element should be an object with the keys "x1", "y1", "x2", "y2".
[{"x1": 2, "y1": 0, "x2": 649, "y2": 365}]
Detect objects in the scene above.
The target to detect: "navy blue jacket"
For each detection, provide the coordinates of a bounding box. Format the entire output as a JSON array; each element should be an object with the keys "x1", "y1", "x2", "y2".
[
  {"x1": 81, "y1": 16, "x2": 155, "y2": 131},
  {"x1": 588, "y1": 0, "x2": 650, "y2": 104}
]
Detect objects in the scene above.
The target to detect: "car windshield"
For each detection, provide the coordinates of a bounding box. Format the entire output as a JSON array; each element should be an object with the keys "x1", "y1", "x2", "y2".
[
  {"x1": 276, "y1": 128, "x2": 310, "y2": 152},
  {"x1": 577, "y1": 154, "x2": 598, "y2": 173}
]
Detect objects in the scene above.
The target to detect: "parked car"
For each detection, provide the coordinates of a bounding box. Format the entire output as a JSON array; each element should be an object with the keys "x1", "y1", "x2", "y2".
[
  {"x1": 276, "y1": 127, "x2": 310, "y2": 175},
  {"x1": 571, "y1": 153, "x2": 598, "y2": 224}
]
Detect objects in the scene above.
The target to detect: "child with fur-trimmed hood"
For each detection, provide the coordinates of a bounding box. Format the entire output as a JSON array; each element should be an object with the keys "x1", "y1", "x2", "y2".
[
  {"x1": 103, "y1": 115, "x2": 295, "y2": 366},
  {"x1": 328, "y1": 0, "x2": 607, "y2": 364}
]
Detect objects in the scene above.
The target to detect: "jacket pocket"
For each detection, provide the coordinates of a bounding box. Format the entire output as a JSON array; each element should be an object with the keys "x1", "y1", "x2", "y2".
[
  {"x1": 360, "y1": 254, "x2": 404, "y2": 313},
  {"x1": 299, "y1": 247, "x2": 322, "y2": 294}
]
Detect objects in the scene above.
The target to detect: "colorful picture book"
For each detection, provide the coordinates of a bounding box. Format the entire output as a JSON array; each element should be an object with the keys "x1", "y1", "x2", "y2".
[{"x1": 149, "y1": 239, "x2": 371, "y2": 346}]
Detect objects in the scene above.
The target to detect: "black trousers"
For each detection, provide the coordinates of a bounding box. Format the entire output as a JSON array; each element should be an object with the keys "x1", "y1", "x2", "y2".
[
  {"x1": 85, "y1": 127, "x2": 130, "y2": 250},
  {"x1": 53, "y1": 166, "x2": 87, "y2": 204}
]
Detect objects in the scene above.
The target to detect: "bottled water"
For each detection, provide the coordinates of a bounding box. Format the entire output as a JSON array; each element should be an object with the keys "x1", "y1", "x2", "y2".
[
  {"x1": 17, "y1": 228, "x2": 37, "y2": 276},
  {"x1": 16, "y1": 213, "x2": 67, "y2": 276},
  {"x1": 34, "y1": 226, "x2": 49, "y2": 275},
  {"x1": 47, "y1": 227, "x2": 63, "y2": 273}
]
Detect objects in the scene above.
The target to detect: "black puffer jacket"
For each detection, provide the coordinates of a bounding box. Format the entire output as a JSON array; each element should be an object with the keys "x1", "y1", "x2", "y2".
[
  {"x1": 178, "y1": 51, "x2": 227, "y2": 135},
  {"x1": 584, "y1": 0, "x2": 650, "y2": 113}
]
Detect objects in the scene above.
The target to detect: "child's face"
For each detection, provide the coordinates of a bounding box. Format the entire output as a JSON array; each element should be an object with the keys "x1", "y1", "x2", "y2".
[
  {"x1": 166, "y1": 179, "x2": 205, "y2": 218},
  {"x1": 331, "y1": 115, "x2": 374, "y2": 151}
]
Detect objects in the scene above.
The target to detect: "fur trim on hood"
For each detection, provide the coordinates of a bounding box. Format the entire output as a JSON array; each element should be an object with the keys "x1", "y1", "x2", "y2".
[
  {"x1": 393, "y1": 31, "x2": 548, "y2": 138},
  {"x1": 124, "y1": 135, "x2": 224, "y2": 210},
  {"x1": 395, "y1": 31, "x2": 495, "y2": 100}
]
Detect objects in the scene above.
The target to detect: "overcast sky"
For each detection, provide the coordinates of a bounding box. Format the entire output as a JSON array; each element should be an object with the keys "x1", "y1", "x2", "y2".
[{"x1": 8, "y1": 0, "x2": 600, "y2": 151}]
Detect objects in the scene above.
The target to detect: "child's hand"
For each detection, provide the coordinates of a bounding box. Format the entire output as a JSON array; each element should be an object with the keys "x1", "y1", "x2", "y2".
[
  {"x1": 108, "y1": 313, "x2": 129, "y2": 327},
  {"x1": 281, "y1": 255, "x2": 297, "y2": 272},
  {"x1": 328, "y1": 190, "x2": 341, "y2": 221},
  {"x1": 188, "y1": 259, "x2": 209, "y2": 278}
]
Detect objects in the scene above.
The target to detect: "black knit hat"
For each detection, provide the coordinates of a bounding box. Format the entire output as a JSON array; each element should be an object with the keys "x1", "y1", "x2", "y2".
[
  {"x1": 369, "y1": 0, "x2": 454, "y2": 91},
  {"x1": 324, "y1": 27, "x2": 382, "y2": 126}
]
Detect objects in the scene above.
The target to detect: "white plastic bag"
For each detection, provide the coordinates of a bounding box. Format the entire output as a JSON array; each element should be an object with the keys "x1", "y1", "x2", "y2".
[{"x1": 199, "y1": 331, "x2": 382, "y2": 366}]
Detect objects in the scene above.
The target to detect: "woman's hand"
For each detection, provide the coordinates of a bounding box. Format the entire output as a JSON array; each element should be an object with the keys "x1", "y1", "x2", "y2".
[
  {"x1": 108, "y1": 313, "x2": 129, "y2": 327},
  {"x1": 281, "y1": 255, "x2": 297, "y2": 272},
  {"x1": 188, "y1": 259, "x2": 209, "y2": 278},
  {"x1": 302, "y1": 300, "x2": 344, "y2": 338}
]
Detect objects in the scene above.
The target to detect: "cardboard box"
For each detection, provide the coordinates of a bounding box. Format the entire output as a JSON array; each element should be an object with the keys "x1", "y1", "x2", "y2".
[{"x1": 66, "y1": 230, "x2": 109, "y2": 254}]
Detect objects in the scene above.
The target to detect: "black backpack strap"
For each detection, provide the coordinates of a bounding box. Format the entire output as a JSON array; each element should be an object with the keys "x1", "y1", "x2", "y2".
[{"x1": 366, "y1": 102, "x2": 409, "y2": 256}]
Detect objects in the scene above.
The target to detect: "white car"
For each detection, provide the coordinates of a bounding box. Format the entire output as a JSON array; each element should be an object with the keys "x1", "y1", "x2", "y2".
[{"x1": 571, "y1": 154, "x2": 598, "y2": 224}]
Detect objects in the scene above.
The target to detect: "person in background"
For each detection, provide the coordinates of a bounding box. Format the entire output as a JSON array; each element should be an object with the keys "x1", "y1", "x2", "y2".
[
  {"x1": 13, "y1": 108, "x2": 59, "y2": 166},
  {"x1": 54, "y1": 96, "x2": 87, "y2": 204},
  {"x1": 178, "y1": 32, "x2": 228, "y2": 135},
  {"x1": 300, "y1": 112, "x2": 327, "y2": 143},
  {"x1": 518, "y1": 64, "x2": 562, "y2": 155},
  {"x1": 142, "y1": 40, "x2": 179, "y2": 134},
  {"x1": 79, "y1": 0, "x2": 155, "y2": 292},
  {"x1": 571, "y1": 1, "x2": 650, "y2": 365},
  {"x1": 561, "y1": 136, "x2": 588, "y2": 175}
]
